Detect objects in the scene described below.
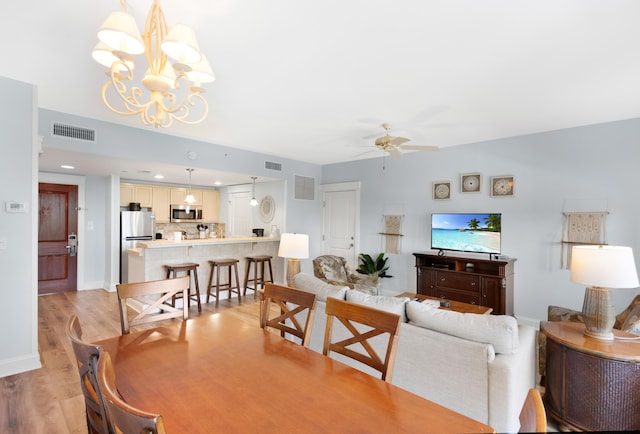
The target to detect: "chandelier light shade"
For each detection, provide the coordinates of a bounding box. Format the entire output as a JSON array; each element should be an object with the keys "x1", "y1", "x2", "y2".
[
  {"x1": 278, "y1": 233, "x2": 310, "y2": 286},
  {"x1": 184, "y1": 168, "x2": 196, "y2": 204},
  {"x1": 250, "y1": 177, "x2": 258, "y2": 207},
  {"x1": 93, "y1": 0, "x2": 214, "y2": 128},
  {"x1": 570, "y1": 245, "x2": 639, "y2": 340}
]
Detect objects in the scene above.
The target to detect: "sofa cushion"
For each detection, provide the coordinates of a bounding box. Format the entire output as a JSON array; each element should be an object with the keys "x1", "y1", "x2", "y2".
[
  {"x1": 345, "y1": 290, "x2": 409, "y2": 322},
  {"x1": 406, "y1": 301, "x2": 519, "y2": 354},
  {"x1": 292, "y1": 272, "x2": 347, "y2": 301}
]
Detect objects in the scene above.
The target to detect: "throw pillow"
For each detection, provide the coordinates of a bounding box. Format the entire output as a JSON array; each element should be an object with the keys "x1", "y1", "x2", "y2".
[
  {"x1": 292, "y1": 272, "x2": 348, "y2": 301},
  {"x1": 620, "y1": 302, "x2": 640, "y2": 336},
  {"x1": 406, "y1": 301, "x2": 519, "y2": 354},
  {"x1": 345, "y1": 290, "x2": 409, "y2": 322}
]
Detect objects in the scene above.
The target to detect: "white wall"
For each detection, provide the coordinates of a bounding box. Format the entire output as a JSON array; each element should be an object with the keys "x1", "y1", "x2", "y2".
[
  {"x1": 322, "y1": 119, "x2": 640, "y2": 325},
  {"x1": 0, "y1": 76, "x2": 40, "y2": 376}
]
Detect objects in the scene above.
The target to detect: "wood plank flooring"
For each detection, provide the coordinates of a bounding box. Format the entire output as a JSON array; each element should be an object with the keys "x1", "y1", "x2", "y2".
[{"x1": 0, "y1": 289, "x2": 262, "y2": 434}]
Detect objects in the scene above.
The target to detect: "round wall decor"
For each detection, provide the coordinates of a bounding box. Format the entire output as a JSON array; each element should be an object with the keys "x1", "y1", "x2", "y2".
[{"x1": 260, "y1": 195, "x2": 275, "y2": 222}]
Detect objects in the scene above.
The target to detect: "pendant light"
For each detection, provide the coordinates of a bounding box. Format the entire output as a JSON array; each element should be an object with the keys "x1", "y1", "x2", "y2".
[
  {"x1": 185, "y1": 168, "x2": 196, "y2": 205},
  {"x1": 250, "y1": 176, "x2": 258, "y2": 207}
]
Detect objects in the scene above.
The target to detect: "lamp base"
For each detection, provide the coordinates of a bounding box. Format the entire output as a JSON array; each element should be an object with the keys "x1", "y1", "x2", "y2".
[
  {"x1": 286, "y1": 258, "x2": 300, "y2": 287},
  {"x1": 581, "y1": 286, "x2": 615, "y2": 341}
]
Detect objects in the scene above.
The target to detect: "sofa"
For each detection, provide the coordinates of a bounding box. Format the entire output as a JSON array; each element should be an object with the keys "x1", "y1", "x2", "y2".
[{"x1": 292, "y1": 273, "x2": 537, "y2": 433}]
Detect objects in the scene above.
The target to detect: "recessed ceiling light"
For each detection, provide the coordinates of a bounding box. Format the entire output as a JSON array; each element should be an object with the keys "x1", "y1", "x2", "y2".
[
  {"x1": 154, "y1": 174, "x2": 164, "y2": 179},
  {"x1": 61, "y1": 165, "x2": 75, "y2": 169},
  {"x1": 213, "y1": 181, "x2": 222, "y2": 186}
]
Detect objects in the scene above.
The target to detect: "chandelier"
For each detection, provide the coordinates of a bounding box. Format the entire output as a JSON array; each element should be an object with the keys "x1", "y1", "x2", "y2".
[{"x1": 92, "y1": 0, "x2": 214, "y2": 128}]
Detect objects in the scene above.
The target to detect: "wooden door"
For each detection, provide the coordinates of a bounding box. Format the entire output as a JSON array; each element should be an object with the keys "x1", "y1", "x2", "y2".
[{"x1": 38, "y1": 183, "x2": 78, "y2": 294}]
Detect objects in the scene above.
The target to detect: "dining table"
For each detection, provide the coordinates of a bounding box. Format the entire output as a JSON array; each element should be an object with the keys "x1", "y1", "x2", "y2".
[{"x1": 96, "y1": 311, "x2": 495, "y2": 433}]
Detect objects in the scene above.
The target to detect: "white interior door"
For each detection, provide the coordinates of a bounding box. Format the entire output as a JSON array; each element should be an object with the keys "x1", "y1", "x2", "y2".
[
  {"x1": 229, "y1": 190, "x2": 252, "y2": 237},
  {"x1": 321, "y1": 182, "x2": 360, "y2": 269}
]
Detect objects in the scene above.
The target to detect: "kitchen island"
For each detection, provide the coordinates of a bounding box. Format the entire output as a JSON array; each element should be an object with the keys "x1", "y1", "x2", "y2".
[{"x1": 127, "y1": 237, "x2": 282, "y2": 301}]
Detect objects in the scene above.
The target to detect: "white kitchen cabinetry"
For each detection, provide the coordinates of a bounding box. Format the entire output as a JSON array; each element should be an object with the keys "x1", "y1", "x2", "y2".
[
  {"x1": 202, "y1": 190, "x2": 220, "y2": 222},
  {"x1": 152, "y1": 187, "x2": 170, "y2": 223},
  {"x1": 170, "y1": 188, "x2": 203, "y2": 206},
  {"x1": 120, "y1": 183, "x2": 153, "y2": 208}
]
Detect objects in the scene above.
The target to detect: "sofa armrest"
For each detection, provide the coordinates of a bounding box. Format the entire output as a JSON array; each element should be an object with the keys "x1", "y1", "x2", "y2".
[{"x1": 488, "y1": 324, "x2": 537, "y2": 433}]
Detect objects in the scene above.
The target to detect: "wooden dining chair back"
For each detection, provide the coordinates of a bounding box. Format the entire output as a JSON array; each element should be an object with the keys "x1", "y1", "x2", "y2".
[
  {"x1": 97, "y1": 352, "x2": 167, "y2": 434},
  {"x1": 116, "y1": 276, "x2": 190, "y2": 335},
  {"x1": 519, "y1": 388, "x2": 547, "y2": 433},
  {"x1": 65, "y1": 315, "x2": 109, "y2": 434},
  {"x1": 323, "y1": 297, "x2": 402, "y2": 382},
  {"x1": 261, "y1": 283, "x2": 317, "y2": 347}
]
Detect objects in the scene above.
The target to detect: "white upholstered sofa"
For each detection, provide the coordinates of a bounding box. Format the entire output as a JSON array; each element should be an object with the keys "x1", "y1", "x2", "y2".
[{"x1": 292, "y1": 273, "x2": 537, "y2": 433}]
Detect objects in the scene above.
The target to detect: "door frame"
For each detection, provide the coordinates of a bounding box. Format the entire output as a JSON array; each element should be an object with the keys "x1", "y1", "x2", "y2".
[
  {"x1": 320, "y1": 182, "x2": 361, "y2": 268},
  {"x1": 38, "y1": 172, "x2": 86, "y2": 291}
]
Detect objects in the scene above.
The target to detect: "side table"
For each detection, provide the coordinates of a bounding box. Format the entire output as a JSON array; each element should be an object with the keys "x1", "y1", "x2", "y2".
[{"x1": 541, "y1": 321, "x2": 640, "y2": 431}]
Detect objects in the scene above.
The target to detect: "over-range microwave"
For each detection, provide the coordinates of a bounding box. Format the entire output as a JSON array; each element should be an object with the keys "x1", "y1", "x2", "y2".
[{"x1": 170, "y1": 204, "x2": 203, "y2": 222}]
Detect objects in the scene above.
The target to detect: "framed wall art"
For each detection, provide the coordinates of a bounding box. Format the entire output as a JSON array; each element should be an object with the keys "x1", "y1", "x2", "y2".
[
  {"x1": 460, "y1": 173, "x2": 481, "y2": 193},
  {"x1": 432, "y1": 181, "x2": 451, "y2": 200},
  {"x1": 490, "y1": 175, "x2": 515, "y2": 197}
]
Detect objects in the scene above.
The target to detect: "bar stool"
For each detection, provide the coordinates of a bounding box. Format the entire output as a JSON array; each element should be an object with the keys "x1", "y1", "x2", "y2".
[
  {"x1": 164, "y1": 263, "x2": 201, "y2": 312},
  {"x1": 243, "y1": 255, "x2": 274, "y2": 298},
  {"x1": 206, "y1": 258, "x2": 241, "y2": 307}
]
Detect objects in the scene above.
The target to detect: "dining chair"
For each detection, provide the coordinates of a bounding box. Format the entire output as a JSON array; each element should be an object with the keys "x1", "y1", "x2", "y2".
[
  {"x1": 96, "y1": 352, "x2": 167, "y2": 434},
  {"x1": 518, "y1": 388, "x2": 547, "y2": 433},
  {"x1": 116, "y1": 275, "x2": 190, "y2": 335},
  {"x1": 323, "y1": 297, "x2": 402, "y2": 382},
  {"x1": 261, "y1": 283, "x2": 317, "y2": 347},
  {"x1": 65, "y1": 315, "x2": 109, "y2": 434}
]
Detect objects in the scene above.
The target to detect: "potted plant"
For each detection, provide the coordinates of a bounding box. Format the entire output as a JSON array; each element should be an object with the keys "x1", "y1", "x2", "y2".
[{"x1": 355, "y1": 253, "x2": 392, "y2": 292}]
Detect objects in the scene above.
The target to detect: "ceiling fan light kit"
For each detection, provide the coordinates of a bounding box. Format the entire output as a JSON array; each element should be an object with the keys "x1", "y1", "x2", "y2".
[
  {"x1": 93, "y1": 0, "x2": 215, "y2": 128},
  {"x1": 354, "y1": 123, "x2": 439, "y2": 160}
]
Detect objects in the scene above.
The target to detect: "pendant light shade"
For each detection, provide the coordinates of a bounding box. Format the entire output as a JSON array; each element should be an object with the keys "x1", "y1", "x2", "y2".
[
  {"x1": 185, "y1": 168, "x2": 196, "y2": 204},
  {"x1": 250, "y1": 177, "x2": 258, "y2": 207}
]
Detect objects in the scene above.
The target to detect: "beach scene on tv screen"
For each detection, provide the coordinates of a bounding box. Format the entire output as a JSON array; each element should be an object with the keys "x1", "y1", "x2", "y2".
[{"x1": 432, "y1": 213, "x2": 501, "y2": 254}]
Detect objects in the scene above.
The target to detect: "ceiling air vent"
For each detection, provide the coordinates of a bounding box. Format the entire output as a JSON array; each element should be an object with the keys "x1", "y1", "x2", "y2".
[
  {"x1": 51, "y1": 122, "x2": 96, "y2": 142},
  {"x1": 294, "y1": 175, "x2": 315, "y2": 200},
  {"x1": 265, "y1": 160, "x2": 282, "y2": 171}
]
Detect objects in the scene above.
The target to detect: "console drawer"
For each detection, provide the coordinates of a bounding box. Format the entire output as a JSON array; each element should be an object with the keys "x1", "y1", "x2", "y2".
[
  {"x1": 434, "y1": 288, "x2": 482, "y2": 306},
  {"x1": 435, "y1": 270, "x2": 480, "y2": 293}
]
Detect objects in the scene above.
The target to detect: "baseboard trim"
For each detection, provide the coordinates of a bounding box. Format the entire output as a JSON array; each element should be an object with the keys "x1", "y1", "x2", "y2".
[{"x1": 0, "y1": 353, "x2": 42, "y2": 378}]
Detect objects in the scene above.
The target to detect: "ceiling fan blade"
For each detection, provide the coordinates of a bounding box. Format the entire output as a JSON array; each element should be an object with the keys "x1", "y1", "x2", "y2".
[
  {"x1": 400, "y1": 144, "x2": 439, "y2": 151},
  {"x1": 389, "y1": 136, "x2": 410, "y2": 146},
  {"x1": 375, "y1": 136, "x2": 392, "y2": 146},
  {"x1": 388, "y1": 148, "x2": 403, "y2": 159}
]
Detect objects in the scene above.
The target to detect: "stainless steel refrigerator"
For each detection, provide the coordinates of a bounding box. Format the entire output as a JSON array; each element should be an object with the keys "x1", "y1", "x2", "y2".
[{"x1": 120, "y1": 210, "x2": 155, "y2": 283}]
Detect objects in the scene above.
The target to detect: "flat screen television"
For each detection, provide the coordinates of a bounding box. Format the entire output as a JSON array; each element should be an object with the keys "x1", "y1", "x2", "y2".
[{"x1": 431, "y1": 213, "x2": 501, "y2": 255}]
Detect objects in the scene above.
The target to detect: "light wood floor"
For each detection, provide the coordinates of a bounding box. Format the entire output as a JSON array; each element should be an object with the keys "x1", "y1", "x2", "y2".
[{"x1": 0, "y1": 288, "x2": 262, "y2": 434}]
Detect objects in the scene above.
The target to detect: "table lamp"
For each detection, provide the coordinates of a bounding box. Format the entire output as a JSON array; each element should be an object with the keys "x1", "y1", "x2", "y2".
[
  {"x1": 570, "y1": 245, "x2": 639, "y2": 340},
  {"x1": 278, "y1": 233, "x2": 309, "y2": 286}
]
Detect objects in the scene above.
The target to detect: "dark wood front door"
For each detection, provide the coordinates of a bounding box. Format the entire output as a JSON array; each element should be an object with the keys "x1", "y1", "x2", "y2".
[{"x1": 38, "y1": 183, "x2": 78, "y2": 294}]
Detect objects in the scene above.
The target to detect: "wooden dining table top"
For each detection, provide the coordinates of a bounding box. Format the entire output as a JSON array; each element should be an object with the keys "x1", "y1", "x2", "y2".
[{"x1": 96, "y1": 312, "x2": 494, "y2": 433}]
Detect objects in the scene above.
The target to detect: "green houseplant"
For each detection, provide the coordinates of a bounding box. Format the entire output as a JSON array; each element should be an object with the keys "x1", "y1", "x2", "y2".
[{"x1": 356, "y1": 253, "x2": 392, "y2": 278}]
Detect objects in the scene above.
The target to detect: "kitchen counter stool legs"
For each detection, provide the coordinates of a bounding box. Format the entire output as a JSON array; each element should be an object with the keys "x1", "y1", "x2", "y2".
[
  {"x1": 207, "y1": 259, "x2": 241, "y2": 307},
  {"x1": 243, "y1": 255, "x2": 274, "y2": 298},
  {"x1": 164, "y1": 263, "x2": 202, "y2": 312}
]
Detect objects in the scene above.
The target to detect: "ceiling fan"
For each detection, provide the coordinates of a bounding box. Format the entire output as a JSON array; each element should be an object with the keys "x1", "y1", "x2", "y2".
[{"x1": 356, "y1": 123, "x2": 438, "y2": 159}]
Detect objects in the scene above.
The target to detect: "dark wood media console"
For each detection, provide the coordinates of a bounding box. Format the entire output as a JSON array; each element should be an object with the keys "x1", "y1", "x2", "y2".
[{"x1": 413, "y1": 253, "x2": 515, "y2": 315}]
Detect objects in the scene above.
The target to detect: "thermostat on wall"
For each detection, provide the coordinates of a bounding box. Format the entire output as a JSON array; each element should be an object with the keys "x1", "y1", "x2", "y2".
[{"x1": 5, "y1": 201, "x2": 28, "y2": 213}]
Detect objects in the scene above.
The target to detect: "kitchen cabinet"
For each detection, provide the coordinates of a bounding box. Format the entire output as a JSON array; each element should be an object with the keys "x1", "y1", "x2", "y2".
[
  {"x1": 413, "y1": 253, "x2": 515, "y2": 315},
  {"x1": 202, "y1": 190, "x2": 220, "y2": 222},
  {"x1": 170, "y1": 188, "x2": 203, "y2": 206},
  {"x1": 120, "y1": 183, "x2": 153, "y2": 208},
  {"x1": 152, "y1": 187, "x2": 170, "y2": 223}
]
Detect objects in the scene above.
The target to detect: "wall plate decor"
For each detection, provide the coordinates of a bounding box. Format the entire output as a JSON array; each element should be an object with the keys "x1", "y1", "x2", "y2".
[
  {"x1": 490, "y1": 175, "x2": 515, "y2": 197},
  {"x1": 432, "y1": 181, "x2": 451, "y2": 200},
  {"x1": 259, "y1": 195, "x2": 276, "y2": 222},
  {"x1": 461, "y1": 173, "x2": 481, "y2": 193}
]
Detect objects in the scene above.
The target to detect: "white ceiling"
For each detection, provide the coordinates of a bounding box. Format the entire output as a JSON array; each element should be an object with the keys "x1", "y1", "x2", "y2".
[{"x1": 3, "y1": 1, "x2": 640, "y2": 185}]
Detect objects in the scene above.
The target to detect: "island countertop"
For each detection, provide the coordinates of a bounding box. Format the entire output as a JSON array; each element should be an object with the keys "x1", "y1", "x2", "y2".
[{"x1": 139, "y1": 236, "x2": 279, "y2": 249}]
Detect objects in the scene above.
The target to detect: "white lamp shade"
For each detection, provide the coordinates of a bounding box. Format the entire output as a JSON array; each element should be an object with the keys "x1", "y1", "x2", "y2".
[
  {"x1": 162, "y1": 24, "x2": 202, "y2": 64},
  {"x1": 186, "y1": 55, "x2": 215, "y2": 85},
  {"x1": 97, "y1": 11, "x2": 144, "y2": 55},
  {"x1": 184, "y1": 194, "x2": 196, "y2": 204},
  {"x1": 571, "y1": 245, "x2": 639, "y2": 288},
  {"x1": 92, "y1": 42, "x2": 135, "y2": 71},
  {"x1": 278, "y1": 233, "x2": 309, "y2": 259}
]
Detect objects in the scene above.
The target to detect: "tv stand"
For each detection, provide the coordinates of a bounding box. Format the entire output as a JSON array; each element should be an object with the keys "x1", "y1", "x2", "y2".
[{"x1": 413, "y1": 253, "x2": 516, "y2": 315}]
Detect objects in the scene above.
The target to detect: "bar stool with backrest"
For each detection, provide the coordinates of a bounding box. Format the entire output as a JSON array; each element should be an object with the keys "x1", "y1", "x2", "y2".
[
  {"x1": 164, "y1": 262, "x2": 201, "y2": 312},
  {"x1": 243, "y1": 255, "x2": 274, "y2": 298},
  {"x1": 206, "y1": 258, "x2": 241, "y2": 306}
]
